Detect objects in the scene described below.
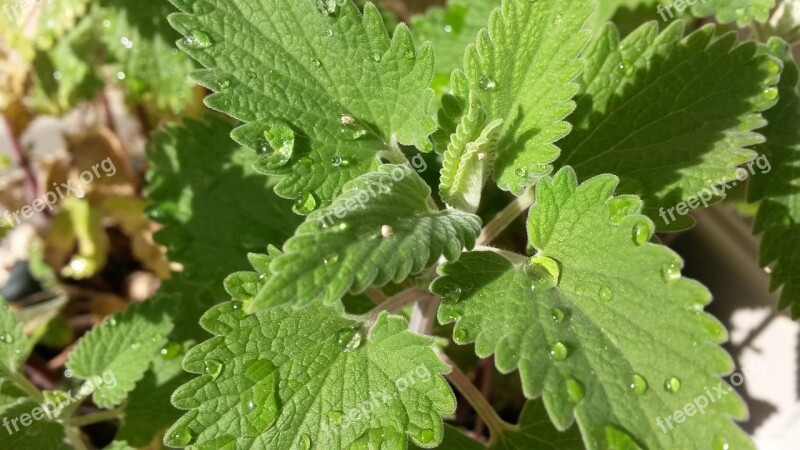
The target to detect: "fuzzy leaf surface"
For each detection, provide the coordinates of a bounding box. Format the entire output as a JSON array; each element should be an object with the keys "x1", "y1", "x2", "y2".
[
  {"x1": 431, "y1": 168, "x2": 751, "y2": 449},
  {"x1": 252, "y1": 164, "x2": 481, "y2": 311},
  {"x1": 0, "y1": 300, "x2": 26, "y2": 375},
  {"x1": 66, "y1": 299, "x2": 174, "y2": 408},
  {"x1": 749, "y1": 38, "x2": 800, "y2": 318},
  {"x1": 558, "y1": 22, "x2": 779, "y2": 230},
  {"x1": 454, "y1": 0, "x2": 593, "y2": 194},
  {"x1": 168, "y1": 0, "x2": 437, "y2": 206},
  {"x1": 166, "y1": 301, "x2": 454, "y2": 449}
]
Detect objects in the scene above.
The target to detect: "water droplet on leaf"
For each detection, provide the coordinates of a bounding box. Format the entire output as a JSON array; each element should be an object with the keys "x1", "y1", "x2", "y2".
[
  {"x1": 418, "y1": 429, "x2": 434, "y2": 444},
  {"x1": 183, "y1": 30, "x2": 213, "y2": 49},
  {"x1": 160, "y1": 342, "x2": 182, "y2": 359},
  {"x1": 630, "y1": 374, "x2": 648, "y2": 395},
  {"x1": 525, "y1": 255, "x2": 561, "y2": 290},
  {"x1": 242, "y1": 359, "x2": 281, "y2": 435},
  {"x1": 664, "y1": 376, "x2": 681, "y2": 393},
  {"x1": 713, "y1": 436, "x2": 730, "y2": 450},
  {"x1": 661, "y1": 262, "x2": 681, "y2": 281},
  {"x1": 316, "y1": 0, "x2": 338, "y2": 16},
  {"x1": 566, "y1": 377, "x2": 584, "y2": 402},
  {"x1": 551, "y1": 308, "x2": 566, "y2": 323},
  {"x1": 598, "y1": 286, "x2": 613, "y2": 301},
  {"x1": 478, "y1": 76, "x2": 496, "y2": 91},
  {"x1": 380, "y1": 224, "x2": 394, "y2": 237},
  {"x1": 632, "y1": 220, "x2": 653, "y2": 246},
  {"x1": 549, "y1": 342, "x2": 569, "y2": 361},
  {"x1": 293, "y1": 192, "x2": 318, "y2": 214},
  {"x1": 204, "y1": 359, "x2": 224, "y2": 380}
]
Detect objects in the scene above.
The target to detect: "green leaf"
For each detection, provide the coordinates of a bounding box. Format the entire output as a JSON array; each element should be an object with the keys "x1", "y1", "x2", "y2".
[
  {"x1": 410, "y1": 0, "x2": 500, "y2": 91},
  {"x1": 252, "y1": 164, "x2": 481, "y2": 311},
  {"x1": 34, "y1": 0, "x2": 91, "y2": 50},
  {"x1": 29, "y1": 14, "x2": 104, "y2": 114},
  {"x1": 748, "y1": 38, "x2": 800, "y2": 318},
  {"x1": 439, "y1": 93, "x2": 503, "y2": 212},
  {"x1": 454, "y1": 0, "x2": 594, "y2": 195},
  {"x1": 423, "y1": 400, "x2": 583, "y2": 449},
  {"x1": 585, "y1": 0, "x2": 664, "y2": 37},
  {"x1": 166, "y1": 301, "x2": 454, "y2": 449},
  {"x1": 116, "y1": 355, "x2": 191, "y2": 446},
  {"x1": 692, "y1": 0, "x2": 777, "y2": 27},
  {"x1": 146, "y1": 115, "x2": 301, "y2": 285},
  {"x1": 558, "y1": 22, "x2": 780, "y2": 230},
  {"x1": 0, "y1": 397, "x2": 70, "y2": 449},
  {"x1": 431, "y1": 167, "x2": 751, "y2": 449},
  {"x1": 66, "y1": 298, "x2": 174, "y2": 408},
  {"x1": 0, "y1": 299, "x2": 26, "y2": 375},
  {"x1": 167, "y1": 0, "x2": 437, "y2": 206},
  {"x1": 96, "y1": 0, "x2": 196, "y2": 113}
]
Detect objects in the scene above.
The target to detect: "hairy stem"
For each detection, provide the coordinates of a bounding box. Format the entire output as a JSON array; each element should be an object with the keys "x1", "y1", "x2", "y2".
[
  {"x1": 477, "y1": 185, "x2": 535, "y2": 246},
  {"x1": 9, "y1": 371, "x2": 44, "y2": 403},
  {"x1": 364, "y1": 286, "x2": 388, "y2": 305},
  {"x1": 441, "y1": 354, "x2": 507, "y2": 443},
  {"x1": 64, "y1": 426, "x2": 88, "y2": 450},
  {"x1": 474, "y1": 245, "x2": 528, "y2": 264},
  {"x1": 369, "y1": 287, "x2": 431, "y2": 317},
  {"x1": 67, "y1": 407, "x2": 123, "y2": 427}
]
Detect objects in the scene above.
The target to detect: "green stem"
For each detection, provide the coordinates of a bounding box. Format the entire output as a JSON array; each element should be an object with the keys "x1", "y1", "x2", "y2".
[
  {"x1": 64, "y1": 426, "x2": 88, "y2": 450},
  {"x1": 441, "y1": 354, "x2": 508, "y2": 444},
  {"x1": 8, "y1": 371, "x2": 44, "y2": 404},
  {"x1": 474, "y1": 245, "x2": 528, "y2": 264},
  {"x1": 477, "y1": 186, "x2": 535, "y2": 246},
  {"x1": 67, "y1": 407, "x2": 123, "y2": 427}
]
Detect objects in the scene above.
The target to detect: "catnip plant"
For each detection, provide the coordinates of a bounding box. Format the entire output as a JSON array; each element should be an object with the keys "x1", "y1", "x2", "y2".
[{"x1": 1, "y1": 0, "x2": 799, "y2": 449}]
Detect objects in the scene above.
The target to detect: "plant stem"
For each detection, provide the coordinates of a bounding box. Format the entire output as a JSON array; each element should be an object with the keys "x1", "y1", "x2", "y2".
[
  {"x1": 64, "y1": 426, "x2": 88, "y2": 450},
  {"x1": 440, "y1": 354, "x2": 507, "y2": 444},
  {"x1": 9, "y1": 371, "x2": 44, "y2": 404},
  {"x1": 3, "y1": 115, "x2": 37, "y2": 203},
  {"x1": 368, "y1": 288, "x2": 430, "y2": 319},
  {"x1": 477, "y1": 186, "x2": 535, "y2": 246},
  {"x1": 364, "y1": 286, "x2": 388, "y2": 305},
  {"x1": 67, "y1": 407, "x2": 123, "y2": 427},
  {"x1": 473, "y1": 245, "x2": 528, "y2": 264}
]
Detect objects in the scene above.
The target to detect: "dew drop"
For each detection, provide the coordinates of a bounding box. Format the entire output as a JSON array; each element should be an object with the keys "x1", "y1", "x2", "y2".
[
  {"x1": 515, "y1": 167, "x2": 528, "y2": 179},
  {"x1": 380, "y1": 224, "x2": 394, "y2": 237},
  {"x1": 630, "y1": 374, "x2": 648, "y2": 395},
  {"x1": 566, "y1": 377, "x2": 584, "y2": 402},
  {"x1": 327, "y1": 410, "x2": 344, "y2": 422},
  {"x1": 336, "y1": 328, "x2": 363, "y2": 352},
  {"x1": 104, "y1": 317, "x2": 117, "y2": 327},
  {"x1": 160, "y1": 342, "x2": 182, "y2": 360},
  {"x1": 713, "y1": 436, "x2": 730, "y2": 450},
  {"x1": 664, "y1": 376, "x2": 681, "y2": 393},
  {"x1": 404, "y1": 50, "x2": 415, "y2": 60},
  {"x1": 241, "y1": 359, "x2": 281, "y2": 435},
  {"x1": 340, "y1": 114, "x2": 355, "y2": 125},
  {"x1": 440, "y1": 308, "x2": 462, "y2": 322},
  {"x1": 549, "y1": 342, "x2": 569, "y2": 361},
  {"x1": 661, "y1": 262, "x2": 681, "y2": 282},
  {"x1": 418, "y1": 429, "x2": 434, "y2": 444},
  {"x1": 478, "y1": 76, "x2": 496, "y2": 91},
  {"x1": 293, "y1": 192, "x2": 318, "y2": 215},
  {"x1": 130, "y1": 341, "x2": 141, "y2": 350},
  {"x1": 231, "y1": 300, "x2": 246, "y2": 319},
  {"x1": 316, "y1": 0, "x2": 338, "y2": 16},
  {"x1": 324, "y1": 28, "x2": 334, "y2": 38},
  {"x1": 0, "y1": 333, "x2": 13, "y2": 344},
  {"x1": 598, "y1": 286, "x2": 613, "y2": 301},
  {"x1": 331, "y1": 154, "x2": 343, "y2": 167},
  {"x1": 551, "y1": 308, "x2": 566, "y2": 323},
  {"x1": 632, "y1": 220, "x2": 653, "y2": 246},
  {"x1": 765, "y1": 59, "x2": 781, "y2": 75},
  {"x1": 311, "y1": 58, "x2": 322, "y2": 68},
  {"x1": 454, "y1": 327, "x2": 469, "y2": 343},
  {"x1": 204, "y1": 359, "x2": 224, "y2": 380},
  {"x1": 444, "y1": 25, "x2": 453, "y2": 33},
  {"x1": 525, "y1": 255, "x2": 561, "y2": 290},
  {"x1": 170, "y1": 428, "x2": 193, "y2": 446},
  {"x1": 441, "y1": 285, "x2": 462, "y2": 302},
  {"x1": 298, "y1": 433, "x2": 312, "y2": 450},
  {"x1": 372, "y1": 53, "x2": 382, "y2": 62},
  {"x1": 763, "y1": 87, "x2": 779, "y2": 102},
  {"x1": 183, "y1": 30, "x2": 213, "y2": 49},
  {"x1": 607, "y1": 196, "x2": 639, "y2": 223},
  {"x1": 324, "y1": 253, "x2": 340, "y2": 265}
]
